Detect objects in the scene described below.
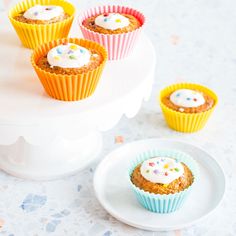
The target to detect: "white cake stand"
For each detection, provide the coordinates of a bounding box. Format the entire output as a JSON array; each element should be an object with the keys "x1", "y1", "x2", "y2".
[{"x1": 0, "y1": 23, "x2": 155, "y2": 180}]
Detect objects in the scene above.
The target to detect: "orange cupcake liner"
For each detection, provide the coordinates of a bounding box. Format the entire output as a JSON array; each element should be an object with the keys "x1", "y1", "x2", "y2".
[
  {"x1": 8, "y1": 0, "x2": 75, "y2": 49},
  {"x1": 159, "y1": 83, "x2": 218, "y2": 133},
  {"x1": 31, "y1": 38, "x2": 108, "y2": 101}
]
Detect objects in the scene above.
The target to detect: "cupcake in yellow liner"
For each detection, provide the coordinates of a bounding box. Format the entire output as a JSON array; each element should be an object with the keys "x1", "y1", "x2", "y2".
[
  {"x1": 159, "y1": 83, "x2": 218, "y2": 132},
  {"x1": 31, "y1": 38, "x2": 107, "y2": 101},
  {"x1": 9, "y1": 0, "x2": 75, "y2": 49}
]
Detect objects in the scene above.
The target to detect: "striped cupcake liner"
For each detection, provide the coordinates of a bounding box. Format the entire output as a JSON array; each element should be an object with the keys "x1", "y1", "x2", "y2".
[
  {"x1": 128, "y1": 149, "x2": 198, "y2": 213},
  {"x1": 159, "y1": 83, "x2": 218, "y2": 133},
  {"x1": 78, "y1": 5, "x2": 145, "y2": 60},
  {"x1": 9, "y1": 0, "x2": 75, "y2": 49},
  {"x1": 31, "y1": 38, "x2": 108, "y2": 101}
]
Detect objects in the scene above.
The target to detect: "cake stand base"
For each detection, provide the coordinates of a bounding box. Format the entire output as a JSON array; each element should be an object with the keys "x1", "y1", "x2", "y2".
[{"x1": 0, "y1": 132, "x2": 102, "y2": 180}]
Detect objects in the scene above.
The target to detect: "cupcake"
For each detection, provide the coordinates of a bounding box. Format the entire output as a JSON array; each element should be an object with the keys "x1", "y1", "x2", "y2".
[
  {"x1": 159, "y1": 83, "x2": 218, "y2": 132},
  {"x1": 9, "y1": 0, "x2": 75, "y2": 49},
  {"x1": 31, "y1": 38, "x2": 107, "y2": 101},
  {"x1": 78, "y1": 5, "x2": 145, "y2": 60},
  {"x1": 129, "y1": 149, "x2": 198, "y2": 213}
]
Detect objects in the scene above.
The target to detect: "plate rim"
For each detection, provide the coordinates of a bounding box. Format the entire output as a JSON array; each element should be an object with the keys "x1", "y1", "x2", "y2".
[{"x1": 93, "y1": 138, "x2": 226, "y2": 231}]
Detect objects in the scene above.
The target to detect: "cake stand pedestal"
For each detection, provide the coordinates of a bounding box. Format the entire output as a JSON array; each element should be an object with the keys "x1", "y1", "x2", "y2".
[{"x1": 0, "y1": 32, "x2": 155, "y2": 180}]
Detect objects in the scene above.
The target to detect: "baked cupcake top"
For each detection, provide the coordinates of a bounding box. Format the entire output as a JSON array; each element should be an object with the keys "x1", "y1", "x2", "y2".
[
  {"x1": 162, "y1": 88, "x2": 214, "y2": 113},
  {"x1": 36, "y1": 42, "x2": 103, "y2": 75},
  {"x1": 82, "y1": 12, "x2": 141, "y2": 34},
  {"x1": 140, "y1": 157, "x2": 184, "y2": 184},
  {"x1": 131, "y1": 157, "x2": 194, "y2": 194},
  {"x1": 14, "y1": 4, "x2": 69, "y2": 24}
]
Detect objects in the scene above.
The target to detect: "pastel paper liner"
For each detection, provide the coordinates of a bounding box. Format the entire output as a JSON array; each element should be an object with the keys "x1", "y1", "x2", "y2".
[
  {"x1": 78, "y1": 5, "x2": 145, "y2": 60},
  {"x1": 8, "y1": 0, "x2": 75, "y2": 49},
  {"x1": 31, "y1": 38, "x2": 108, "y2": 101},
  {"x1": 159, "y1": 83, "x2": 218, "y2": 133},
  {"x1": 128, "y1": 149, "x2": 198, "y2": 213}
]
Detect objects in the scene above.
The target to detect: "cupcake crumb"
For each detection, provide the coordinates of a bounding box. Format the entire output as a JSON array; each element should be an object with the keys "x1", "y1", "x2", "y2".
[{"x1": 115, "y1": 136, "x2": 124, "y2": 144}]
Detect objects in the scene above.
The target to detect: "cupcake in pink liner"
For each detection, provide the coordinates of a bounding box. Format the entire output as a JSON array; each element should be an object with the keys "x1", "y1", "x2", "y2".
[{"x1": 78, "y1": 5, "x2": 145, "y2": 60}]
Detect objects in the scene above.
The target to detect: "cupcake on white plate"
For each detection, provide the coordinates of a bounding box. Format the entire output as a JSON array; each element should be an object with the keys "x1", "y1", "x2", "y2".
[{"x1": 129, "y1": 149, "x2": 198, "y2": 213}]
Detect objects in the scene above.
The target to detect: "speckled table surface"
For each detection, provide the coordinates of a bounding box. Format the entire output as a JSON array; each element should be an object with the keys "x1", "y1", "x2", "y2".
[{"x1": 0, "y1": 0, "x2": 236, "y2": 235}]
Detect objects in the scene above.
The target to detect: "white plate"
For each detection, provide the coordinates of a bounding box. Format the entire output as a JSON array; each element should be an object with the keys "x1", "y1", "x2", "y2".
[{"x1": 93, "y1": 139, "x2": 226, "y2": 231}]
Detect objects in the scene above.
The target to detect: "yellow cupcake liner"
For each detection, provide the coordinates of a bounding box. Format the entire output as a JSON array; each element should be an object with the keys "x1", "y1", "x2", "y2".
[
  {"x1": 159, "y1": 83, "x2": 218, "y2": 133},
  {"x1": 8, "y1": 0, "x2": 75, "y2": 49},
  {"x1": 31, "y1": 38, "x2": 108, "y2": 101}
]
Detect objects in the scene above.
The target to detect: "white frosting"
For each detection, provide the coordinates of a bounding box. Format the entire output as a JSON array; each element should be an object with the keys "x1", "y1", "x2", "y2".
[
  {"x1": 95, "y1": 13, "x2": 129, "y2": 30},
  {"x1": 23, "y1": 5, "x2": 64, "y2": 21},
  {"x1": 47, "y1": 43, "x2": 91, "y2": 68},
  {"x1": 140, "y1": 157, "x2": 184, "y2": 184},
  {"x1": 170, "y1": 89, "x2": 205, "y2": 108}
]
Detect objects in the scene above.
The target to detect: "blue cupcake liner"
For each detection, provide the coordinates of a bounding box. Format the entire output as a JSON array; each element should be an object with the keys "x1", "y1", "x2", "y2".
[{"x1": 128, "y1": 149, "x2": 198, "y2": 213}]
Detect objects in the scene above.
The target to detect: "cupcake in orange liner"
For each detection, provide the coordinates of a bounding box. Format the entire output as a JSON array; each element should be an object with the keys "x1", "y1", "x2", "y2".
[
  {"x1": 159, "y1": 83, "x2": 218, "y2": 133},
  {"x1": 31, "y1": 38, "x2": 108, "y2": 101},
  {"x1": 9, "y1": 0, "x2": 75, "y2": 49}
]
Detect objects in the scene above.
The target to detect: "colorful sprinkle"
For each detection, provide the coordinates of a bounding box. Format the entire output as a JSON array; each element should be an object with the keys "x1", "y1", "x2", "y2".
[
  {"x1": 69, "y1": 55, "x2": 76, "y2": 60},
  {"x1": 146, "y1": 170, "x2": 150, "y2": 173},
  {"x1": 67, "y1": 50, "x2": 73, "y2": 54},
  {"x1": 34, "y1": 12, "x2": 38, "y2": 16},
  {"x1": 193, "y1": 98, "x2": 198, "y2": 102},
  {"x1": 45, "y1": 7, "x2": 53, "y2": 11},
  {"x1": 62, "y1": 42, "x2": 68, "y2": 45},
  {"x1": 116, "y1": 19, "x2": 121, "y2": 23},
  {"x1": 149, "y1": 162, "x2": 155, "y2": 167},
  {"x1": 175, "y1": 168, "x2": 179, "y2": 172},
  {"x1": 176, "y1": 93, "x2": 180, "y2": 97},
  {"x1": 70, "y1": 45, "x2": 77, "y2": 50},
  {"x1": 103, "y1": 13, "x2": 109, "y2": 17},
  {"x1": 104, "y1": 18, "x2": 108, "y2": 22},
  {"x1": 186, "y1": 97, "x2": 191, "y2": 100},
  {"x1": 53, "y1": 56, "x2": 60, "y2": 60},
  {"x1": 156, "y1": 161, "x2": 159, "y2": 164},
  {"x1": 164, "y1": 164, "x2": 169, "y2": 169},
  {"x1": 56, "y1": 48, "x2": 63, "y2": 54},
  {"x1": 164, "y1": 172, "x2": 168, "y2": 176},
  {"x1": 153, "y1": 169, "x2": 159, "y2": 174},
  {"x1": 80, "y1": 49, "x2": 84, "y2": 53}
]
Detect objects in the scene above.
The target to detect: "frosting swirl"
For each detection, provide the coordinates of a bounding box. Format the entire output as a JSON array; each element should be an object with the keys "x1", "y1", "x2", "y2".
[
  {"x1": 47, "y1": 43, "x2": 91, "y2": 68},
  {"x1": 95, "y1": 13, "x2": 129, "y2": 30},
  {"x1": 170, "y1": 89, "x2": 205, "y2": 108},
  {"x1": 23, "y1": 5, "x2": 64, "y2": 21},
  {"x1": 140, "y1": 157, "x2": 184, "y2": 184}
]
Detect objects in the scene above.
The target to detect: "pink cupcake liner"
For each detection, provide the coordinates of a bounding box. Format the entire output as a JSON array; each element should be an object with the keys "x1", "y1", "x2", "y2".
[{"x1": 78, "y1": 5, "x2": 145, "y2": 60}]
